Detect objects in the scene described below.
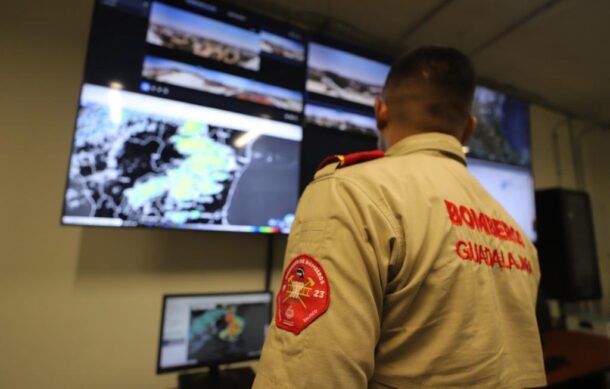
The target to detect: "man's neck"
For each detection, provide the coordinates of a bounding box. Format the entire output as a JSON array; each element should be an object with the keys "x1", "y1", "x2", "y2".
[{"x1": 387, "y1": 127, "x2": 460, "y2": 148}]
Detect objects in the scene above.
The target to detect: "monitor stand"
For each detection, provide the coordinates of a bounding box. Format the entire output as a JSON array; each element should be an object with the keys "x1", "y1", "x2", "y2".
[{"x1": 178, "y1": 366, "x2": 255, "y2": 389}]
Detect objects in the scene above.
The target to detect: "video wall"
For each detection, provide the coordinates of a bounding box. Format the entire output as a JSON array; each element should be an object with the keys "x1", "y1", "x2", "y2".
[
  {"x1": 467, "y1": 86, "x2": 536, "y2": 240},
  {"x1": 63, "y1": 0, "x2": 307, "y2": 234},
  {"x1": 62, "y1": 0, "x2": 535, "y2": 237}
]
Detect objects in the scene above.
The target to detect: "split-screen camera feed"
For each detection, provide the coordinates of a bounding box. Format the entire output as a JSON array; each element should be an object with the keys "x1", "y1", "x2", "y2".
[
  {"x1": 143, "y1": 1, "x2": 306, "y2": 123},
  {"x1": 305, "y1": 42, "x2": 390, "y2": 137},
  {"x1": 147, "y1": 2, "x2": 262, "y2": 71},
  {"x1": 64, "y1": 0, "x2": 536, "y2": 238},
  {"x1": 307, "y1": 42, "x2": 388, "y2": 107},
  {"x1": 62, "y1": 0, "x2": 306, "y2": 234},
  {"x1": 304, "y1": 103, "x2": 378, "y2": 135},
  {"x1": 260, "y1": 31, "x2": 305, "y2": 62},
  {"x1": 142, "y1": 55, "x2": 303, "y2": 113}
]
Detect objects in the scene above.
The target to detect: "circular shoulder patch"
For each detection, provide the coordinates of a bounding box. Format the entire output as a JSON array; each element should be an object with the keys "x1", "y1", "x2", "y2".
[{"x1": 276, "y1": 254, "x2": 330, "y2": 335}]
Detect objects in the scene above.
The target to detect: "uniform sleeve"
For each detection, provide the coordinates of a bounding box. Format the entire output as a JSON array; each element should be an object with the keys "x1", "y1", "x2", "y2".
[
  {"x1": 528, "y1": 241, "x2": 542, "y2": 305},
  {"x1": 253, "y1": 176, "x2": 401, "y2": 388}
]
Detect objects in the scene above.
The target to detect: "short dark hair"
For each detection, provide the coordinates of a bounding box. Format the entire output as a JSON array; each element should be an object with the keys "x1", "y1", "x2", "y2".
[{"x1": 384, "y1": 46, "x2": 476, "y2": 123}]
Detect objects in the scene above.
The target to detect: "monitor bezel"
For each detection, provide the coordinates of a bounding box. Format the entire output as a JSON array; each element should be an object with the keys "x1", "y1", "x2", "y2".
[{"x1": 156, "y1": 291, "x2": 273, "y2": 374}]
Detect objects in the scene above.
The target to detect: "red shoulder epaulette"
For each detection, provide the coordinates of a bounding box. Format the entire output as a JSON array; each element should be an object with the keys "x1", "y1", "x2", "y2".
[{"x1": 317, "y1": 150, "x2": 385, "y2": 171}]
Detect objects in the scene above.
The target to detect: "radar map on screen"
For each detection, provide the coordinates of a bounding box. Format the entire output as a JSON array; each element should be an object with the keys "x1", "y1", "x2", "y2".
[
  {"x1": 188, "y1": 305, "x2": 248, "y2": 362},
  {"x1": 62, "y1": 84, "x2": 301, "y2": 233},
  {"x1": 158, "y1": 293, "x2": 270, "y2": 372}
]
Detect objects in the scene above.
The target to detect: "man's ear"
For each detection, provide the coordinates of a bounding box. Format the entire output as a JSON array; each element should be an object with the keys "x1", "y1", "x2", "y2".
[
  {"x1": 460, "y1": 115, "x2": 476, "y2": 145},
  {"x1": 375, "y1": 96, "x2": 389, "y2": 132}
]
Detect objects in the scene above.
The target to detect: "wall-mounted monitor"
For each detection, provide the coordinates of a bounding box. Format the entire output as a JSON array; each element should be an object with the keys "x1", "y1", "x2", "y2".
[
  {"x1": 142, "y1": 1, "x2": 306, "y2": 121},
  {"x1": 64, "y1": 0, "x2": 537, "y2": 238},
  {"x1": 304, "y1": 40, "x2": 390, "y2": 137},
  {"x1": 300, "y1": 39, "x2": 389, "y2": 191},
  {"x1": 62, "y1": 84, "x2": 301, "y2": 233},
  {"x1": 466, "y1": 86, "x2": 535, "y2": 240},
  {"x1": 467, "y1": 158, "x2": 537, "y2": 241},
  {"x1": 157, "y1": 292, "x2": 272, "y2": 373},
  {"x1": 62, "y1": 0, "x2": 306, "y2": 233},
  {"x1": 299, "y1": 126, "x2": 378, "y2": 193},
  {"x1": 469, "y1": 86, "x2": 531, "y2": 167}
]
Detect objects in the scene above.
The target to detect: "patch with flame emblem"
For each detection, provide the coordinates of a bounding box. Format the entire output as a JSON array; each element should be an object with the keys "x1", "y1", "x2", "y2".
[{"x1": 276, "y1": 254, "x2": 330, "y2": 335}]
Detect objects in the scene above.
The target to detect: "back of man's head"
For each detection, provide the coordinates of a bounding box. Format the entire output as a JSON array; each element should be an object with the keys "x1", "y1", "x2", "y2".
[{"x1": 381, "y1": 46, "x2": 476, "y2": 135}]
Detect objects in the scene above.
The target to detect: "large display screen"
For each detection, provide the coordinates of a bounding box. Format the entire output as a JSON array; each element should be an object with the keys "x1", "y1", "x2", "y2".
[
  {"x1": 62, "y1": 84, "x2": 300, "y2": 232},
  {"x1": 65, "y1": 0, "x2": 536, "y2": 238},
  {"x1": 467, "y1": 158, "x2": 537, "y2": 241},
  {"x1": 142, "y1": 1, "x2": 305, "y2": 120},
  {"x1": 469, "y1": 86, "x2": 531, "y2": 167},
  {"x1": 157, "y1": 292, "x2": 271, "y2": 373},
  {"x1": 62, "y1": 0, "x2": 306, "y2": 233},
  {"x1": 304, "y1": 41, "x2": 390, "y2": 137},
  {"x1": 466, "y1": 87, "x2": 535, "y2": 240},
  {"x1": 299, "y1": 40, "x2": 388, "y2": 192},
  {"x1": 299, "y1": 126, "x2": 377, "y2": 193}
]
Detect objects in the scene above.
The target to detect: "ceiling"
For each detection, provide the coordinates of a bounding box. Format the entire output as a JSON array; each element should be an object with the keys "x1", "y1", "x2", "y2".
[{"x1": 229, "y1": 0, "x2": 610, "y2": 127}]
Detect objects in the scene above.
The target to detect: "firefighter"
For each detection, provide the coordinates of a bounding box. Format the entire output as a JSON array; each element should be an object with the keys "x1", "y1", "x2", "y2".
[{"x1": 254, "y1": 46, "x2": 545, "y2": 389}]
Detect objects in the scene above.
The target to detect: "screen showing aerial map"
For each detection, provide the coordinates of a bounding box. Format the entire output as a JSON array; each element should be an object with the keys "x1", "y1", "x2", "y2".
[
  {"x1": 158, "y1": 293, "x2": 271, "y2": 372},
  {"x1": 63, "y1": 0, "x2": 306, "y2": 234},
  {"x1": 62, "y1": 84, "x2": 301, "y2": 233}
]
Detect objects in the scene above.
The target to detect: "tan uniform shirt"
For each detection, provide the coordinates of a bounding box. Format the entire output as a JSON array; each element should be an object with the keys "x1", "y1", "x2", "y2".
[{"x1": 253, "y1": 132, "x2": 546, "y2": 389}]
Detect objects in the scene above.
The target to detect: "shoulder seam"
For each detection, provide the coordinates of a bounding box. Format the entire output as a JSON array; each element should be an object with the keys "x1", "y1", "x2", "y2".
[
  {"x1": 308, "y1": 175, "x2": 400, "y2": 237},
  {"x1": 334, "y1": 176, "x2": 405, "y2": 260}
]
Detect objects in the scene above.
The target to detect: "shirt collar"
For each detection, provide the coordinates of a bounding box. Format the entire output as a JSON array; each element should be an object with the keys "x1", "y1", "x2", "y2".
[{"x1": 385, "y1": 132, "x2": 467, "y2": 165}]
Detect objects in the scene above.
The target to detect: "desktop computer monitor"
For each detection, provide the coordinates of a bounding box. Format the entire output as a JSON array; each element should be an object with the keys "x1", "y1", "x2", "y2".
[{"x1": 157, "y1": 292, "x2": 272, "y2": 374}]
